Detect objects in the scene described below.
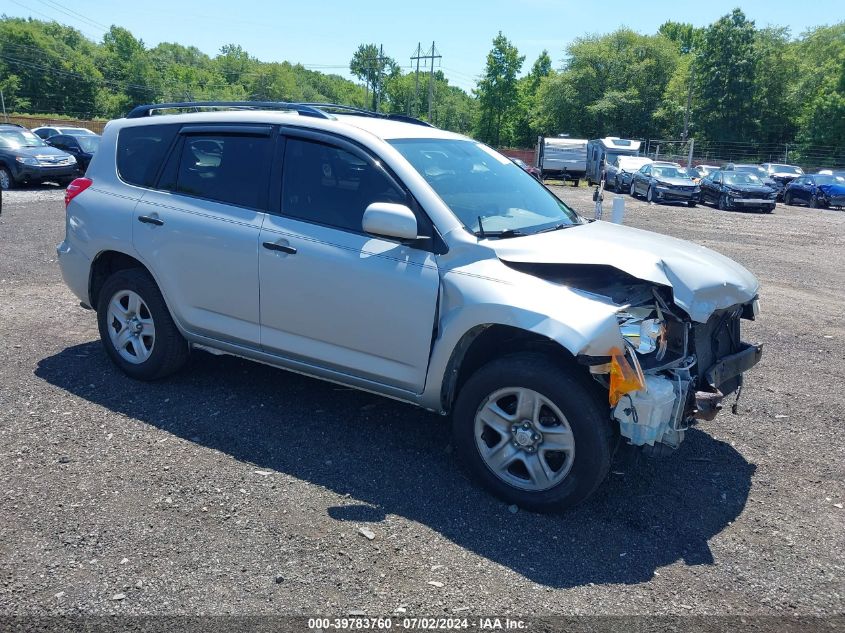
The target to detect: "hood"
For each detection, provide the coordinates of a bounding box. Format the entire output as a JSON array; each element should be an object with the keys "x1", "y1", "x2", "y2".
[
  {"x1": 655, "y1": 177, "x2": 697, "y2": 187},
  {"x1": 724, "y1": 184, "x2": 774, "y2": 194},
  {"x1": 14, "y1": 145, "x2": 72, "y2": 160},
  {"x1": 818, "y1": 183, "x2": 845, "y2": 196},
  {"x1": 489, "y1": 221, "x2": 759, "y2": 322}
]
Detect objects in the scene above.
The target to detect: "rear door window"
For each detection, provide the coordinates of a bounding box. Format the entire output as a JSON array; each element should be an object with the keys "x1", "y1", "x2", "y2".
[
  {"x1": 117, "y1": 124, "x2": 179, "y2": 188},
  {"x1": 174, "y1": 133, "x2": 272, "y2": 210}
]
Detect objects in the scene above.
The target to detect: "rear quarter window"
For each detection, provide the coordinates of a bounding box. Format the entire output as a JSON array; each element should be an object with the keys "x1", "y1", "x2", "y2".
[{"x1": 117, "y1": 124, "x2": 179, "y2": 188}]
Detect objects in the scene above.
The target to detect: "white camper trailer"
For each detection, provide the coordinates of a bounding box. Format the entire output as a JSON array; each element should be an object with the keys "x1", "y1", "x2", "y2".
[
  {"x1": 536, "y1": 136, "x2": 588, "y2": 185},
  {"x1": 585, "y1": 137, "x2": 642, "y2": 185}
]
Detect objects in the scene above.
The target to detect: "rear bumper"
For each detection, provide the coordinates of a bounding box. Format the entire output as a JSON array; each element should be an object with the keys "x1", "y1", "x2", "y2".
[{"x1": 57, "y1": 239, "x2": 92, "y2": 306}]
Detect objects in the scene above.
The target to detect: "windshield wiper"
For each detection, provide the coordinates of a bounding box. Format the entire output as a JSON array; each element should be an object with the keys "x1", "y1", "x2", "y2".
[
  {"x1": 535, "y1": 223, "x2": 575, "y2": 234},
  {"x1": 474, "y1": 227, "x2": 528, "y2": 239}
]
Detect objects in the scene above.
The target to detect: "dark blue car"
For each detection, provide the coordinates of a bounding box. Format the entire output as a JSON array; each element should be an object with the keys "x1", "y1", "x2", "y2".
[{"x1": 783, "y1": 174, "x2": 845, "y2": 209}]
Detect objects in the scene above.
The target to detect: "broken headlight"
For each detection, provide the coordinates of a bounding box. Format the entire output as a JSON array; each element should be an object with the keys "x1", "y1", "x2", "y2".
[{"x1": 618, "y1": 311, "x2": 668, "y2": 359}]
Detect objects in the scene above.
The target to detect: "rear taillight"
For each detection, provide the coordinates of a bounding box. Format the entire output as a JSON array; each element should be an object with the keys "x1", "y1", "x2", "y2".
[{"x1": 65, "y1": 177, "x2": 93, "y2": 207}]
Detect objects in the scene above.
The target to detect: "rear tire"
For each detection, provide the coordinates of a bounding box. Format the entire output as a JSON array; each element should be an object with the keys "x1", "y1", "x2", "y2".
[
  {"x1": 688, "y1": 200, "x2": 697, "y2": 208},
  {"x1": 96, "y1": 268, "x2": 189, "y2": 381},
  {"x1": 452, "y1": 354, "x2": 614, "y2": 512}
]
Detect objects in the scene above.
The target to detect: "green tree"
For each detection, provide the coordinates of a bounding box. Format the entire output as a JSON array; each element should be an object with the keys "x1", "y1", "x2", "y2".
[
  {"x1": 475, "y1": 32, "x2": 524, "y2": 146},
  {"x1": 693, "y1": 9, "x2": 758, "y2": 142},
  {"x1": 349, "y1": 44, "x2": 396, "y2": 110},
  {"x1": 511, "y1": 50, "x2": 552, "y2": 147},
  {"x1": 534, "y1": 29, "x2": 679, "y2": 139},
  {"x1": 792, "y1": 23, "x2": 845, "y2": 158}
]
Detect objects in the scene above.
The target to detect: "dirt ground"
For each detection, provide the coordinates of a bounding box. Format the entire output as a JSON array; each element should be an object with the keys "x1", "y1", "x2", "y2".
[{"x1": 0, "y1": 183, "x2": 843, "y2": 618}]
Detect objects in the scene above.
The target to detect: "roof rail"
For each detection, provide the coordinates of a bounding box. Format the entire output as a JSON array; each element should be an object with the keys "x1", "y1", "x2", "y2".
[
  {"x1": 301, "y1": 103, "x2": 434, "y2": 127},
  {"x1": 125, "y1": 101, "x2": 333, "y2": 120}
]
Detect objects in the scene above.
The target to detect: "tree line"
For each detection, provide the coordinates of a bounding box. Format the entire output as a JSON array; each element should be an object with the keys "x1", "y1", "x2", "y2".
[{"x1": 0, "y1": 10, "x2": 842, "y2": 161}]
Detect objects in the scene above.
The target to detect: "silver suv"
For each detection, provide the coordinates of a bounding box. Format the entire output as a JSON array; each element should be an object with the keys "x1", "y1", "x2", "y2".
[{"x1": 57, "y1": 101, "x2": 762, "y2": 511}]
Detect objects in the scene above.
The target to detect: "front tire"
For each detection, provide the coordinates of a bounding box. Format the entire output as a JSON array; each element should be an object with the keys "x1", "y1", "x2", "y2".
[
  {"x1": 629, "y1": 181, "x2": 637, "y2": 198},
  {"x1": 646, "y1": 185, "x2": 655, "y2": 203},
  {"x1": 452, "y1": 354, "x2": 613, "y2": 512},
  {"x1": 784, "y1": 192, "x2": 794, "y2": 206},
  {"x1": 0, "y1": 166, "x2": 14, "y2": 190},
  {"x1": 718, "y1": 194, "x2": 728, "y2": 211},
  {"x1": 97, "y1": 268, "x2": 189, "y2": 381}
]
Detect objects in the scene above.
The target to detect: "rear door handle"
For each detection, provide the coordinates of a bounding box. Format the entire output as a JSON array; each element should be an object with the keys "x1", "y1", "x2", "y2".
[
  {"x1": 263, "y1": 241, "x2": 297, "y2": 255},
  {"x1": 138, "y1": 215, "x2": 164, "y2": 226}
]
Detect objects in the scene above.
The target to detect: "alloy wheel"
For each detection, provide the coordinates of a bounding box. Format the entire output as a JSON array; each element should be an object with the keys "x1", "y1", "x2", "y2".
[
  {"x1": 474, "y1": 387, "x2": 575, "y2": 492},
  {"x1": 106, "y1": 289, "x2": 156, "y2": 364}
]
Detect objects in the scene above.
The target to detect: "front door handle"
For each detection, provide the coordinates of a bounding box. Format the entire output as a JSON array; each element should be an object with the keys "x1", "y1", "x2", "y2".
[
  {"x1": 263, "y1": 241, "x2": 297, "y2": 255},
  {"x1": 138, "y1": 215, "x2": 164, "y2": 226}
]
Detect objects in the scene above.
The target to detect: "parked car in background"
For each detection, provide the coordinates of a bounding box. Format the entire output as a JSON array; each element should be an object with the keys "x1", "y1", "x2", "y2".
[
  {"x1": 629, "y1": 163, "x2": 699, "y2": 206},
  {"x1": 57, "y1": 100, "x2": 763, "y2": 511},
  {"x1": 699, "y1": 170, "x2": 777, "y2": 213},
  {"x1": 724, "y1": 163, "x2": 779, "y2": 194},
  {"x1": 605, "y1": 155, "x2": 652, "y2": 191},
  {"x1": 0, "y1": 123, "x2": 78, "y2": 189},
  {"x1": 32, "y1": 125, "x2": 96, "y2": 140},
  {"x1": 783, "y1": 174, "x2": 845, "y2": 209},
  {"x1": 509, "y1": 157, "x2": 541, "y2": 180},
  {"x1": 47, "y1": 133, "x2": 101, "y2": 171},
  {"x1": 760, "y1": 163, "x2": 804, "y2": 200}
]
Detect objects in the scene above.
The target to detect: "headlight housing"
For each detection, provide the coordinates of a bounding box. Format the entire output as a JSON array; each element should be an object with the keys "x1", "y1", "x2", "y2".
[
  {"x1": 16, "y1": 156, "x2": 39, "y2": 166},
  {"x1": 619, "y1": 312, "x2": 667, "y2": 357}
]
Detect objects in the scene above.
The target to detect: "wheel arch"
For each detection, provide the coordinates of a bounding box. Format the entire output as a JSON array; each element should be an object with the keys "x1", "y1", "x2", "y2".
[
  {"x1": 89, "y1": 249, "x2": 151, "y2": 309},
  {"x1": 437, "y1": 324, "x2": 591, "y2": 414}
]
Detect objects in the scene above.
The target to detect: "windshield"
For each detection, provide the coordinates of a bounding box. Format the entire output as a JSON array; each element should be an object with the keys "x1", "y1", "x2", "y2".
[
  {"x1": 390, "y1": 138, "x2": 579, "y2": 236},
  {"x1": 60, "y1": 127, "x2": 95, "y2": 135},
  {"x1": 724, "y1": 172, "x2": 763, "y2": 185},
  {"x1": 770, "y1": 164, "x2": 803, "y2": 175},
  {"x1": 76, "y1": 136, "x2": 100, "y2": 153},
  {"x1": 0, "y1": 129, "x2": 48, "y2": 149},
  {"x1": 652, "y1": 166, "x2": 690, "y2": 180}
]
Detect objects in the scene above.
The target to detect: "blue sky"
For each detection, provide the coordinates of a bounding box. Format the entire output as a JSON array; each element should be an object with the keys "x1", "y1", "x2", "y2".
[{"x1": 4, "y1": 0, "x2": 843, "y2": 91}]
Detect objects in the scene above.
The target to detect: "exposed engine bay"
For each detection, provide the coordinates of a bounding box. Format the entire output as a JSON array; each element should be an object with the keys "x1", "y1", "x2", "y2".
[
  {"x1": 604, "y1": 286, "x2": 761, "y2": 451},
  {"x1": 503, "y1": 260, "x2": 763, "y2": 452}
]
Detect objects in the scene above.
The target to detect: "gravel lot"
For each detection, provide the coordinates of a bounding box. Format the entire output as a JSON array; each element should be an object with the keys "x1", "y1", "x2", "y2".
[{"x1": 0, "y1": 184, "x2": 843, "y2": 618}]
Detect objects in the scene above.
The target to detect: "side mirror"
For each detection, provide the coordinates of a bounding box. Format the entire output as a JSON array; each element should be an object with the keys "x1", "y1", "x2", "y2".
[{"x1": 362, "y1": 202, "x2": 419, "y2": 241}]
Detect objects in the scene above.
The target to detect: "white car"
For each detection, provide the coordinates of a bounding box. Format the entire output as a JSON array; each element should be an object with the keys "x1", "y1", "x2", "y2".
[
  {"x1": 57, "y1": 101, "x2": 762, "y2": 511},
  {"x1": 32, "y1": 125, "x2": 97, "y2": 140}
]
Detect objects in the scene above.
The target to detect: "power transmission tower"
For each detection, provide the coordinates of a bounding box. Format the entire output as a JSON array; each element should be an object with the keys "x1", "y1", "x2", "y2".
[
  {"x1": 374, "y1": 44, "x2": 390, "y2": 112},
  {"x1": 411, "y1": 42, "x2": 441, "y2": 121},
  {"x1": 409, "y1": 42, "x2": 422, "y2": 116}
]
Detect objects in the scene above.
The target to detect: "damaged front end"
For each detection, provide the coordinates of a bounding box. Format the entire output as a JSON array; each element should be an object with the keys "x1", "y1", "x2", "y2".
[
  {"x1": 502, "y1": 259, "x2": 763, "y2": 453},
  {"x1": 595, "y1": 287, "x2": 762, "y2": 452}
]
